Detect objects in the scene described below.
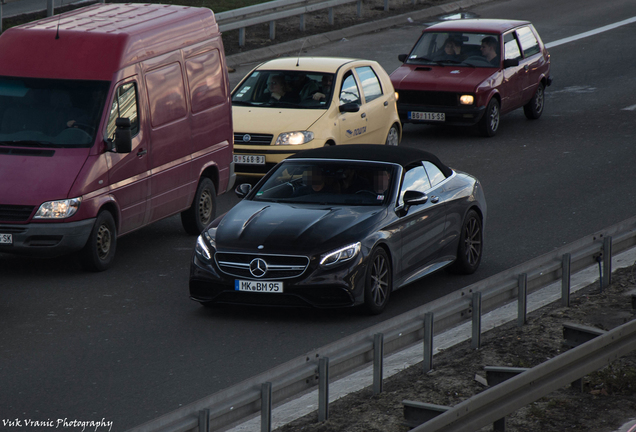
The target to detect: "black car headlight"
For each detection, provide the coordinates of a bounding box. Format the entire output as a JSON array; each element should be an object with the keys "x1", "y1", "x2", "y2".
[
  {"x1": 195, "y1": 231, "x2": 215, "y2": 261},
  {"x1": 320, "y1": 242, "x2": 361, "y2": 268}
]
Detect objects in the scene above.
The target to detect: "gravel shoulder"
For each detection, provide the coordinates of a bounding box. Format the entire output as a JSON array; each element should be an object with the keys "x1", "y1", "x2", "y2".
[{"x1": 274, "y1": 265, "x2": 636, "y2": 432}]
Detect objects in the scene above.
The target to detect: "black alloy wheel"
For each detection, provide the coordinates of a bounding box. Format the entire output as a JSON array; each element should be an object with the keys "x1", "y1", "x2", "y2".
[
  {"x1": 448, "y1": 209, "x2": 483, "y2": 275},
  {"x1": 364, "y1": 248, "x2": 392, "y2": 315}
]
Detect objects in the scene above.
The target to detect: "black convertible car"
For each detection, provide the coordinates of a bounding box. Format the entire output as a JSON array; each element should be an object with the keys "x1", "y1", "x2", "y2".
[{"x1": 189, "y1": 145, "x2": 486, "y2": 314}]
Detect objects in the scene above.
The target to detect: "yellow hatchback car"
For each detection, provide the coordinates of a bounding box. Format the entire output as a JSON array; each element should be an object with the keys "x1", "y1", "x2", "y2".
[{"x1": 231, "y1": 57, "x2": 402, "y2": 176}]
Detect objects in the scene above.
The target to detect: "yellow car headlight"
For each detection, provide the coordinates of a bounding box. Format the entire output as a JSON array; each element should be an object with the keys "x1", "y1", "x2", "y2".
[{"x1": 275, "y1": 131, "x2": 315, "y2": 146}]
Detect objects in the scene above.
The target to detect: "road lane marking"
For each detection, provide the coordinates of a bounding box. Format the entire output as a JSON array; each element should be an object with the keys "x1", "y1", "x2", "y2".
[
  {"x1": 546, "y1": 16, "x2": 636, "y2": 48},
  {"x1": 622, "y1": 104, "x2": 636, "y2": 111}
]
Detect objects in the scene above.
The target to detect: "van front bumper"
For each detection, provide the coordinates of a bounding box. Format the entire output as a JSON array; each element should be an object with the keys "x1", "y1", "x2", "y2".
[{"x1": 0, "y1": 218, "x2": 95, "y2": 257}]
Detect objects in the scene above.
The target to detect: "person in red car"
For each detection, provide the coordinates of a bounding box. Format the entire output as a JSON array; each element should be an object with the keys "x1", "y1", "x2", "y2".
[{"x1": 480, "y1": 36, "x2": 499, "y2": 66}]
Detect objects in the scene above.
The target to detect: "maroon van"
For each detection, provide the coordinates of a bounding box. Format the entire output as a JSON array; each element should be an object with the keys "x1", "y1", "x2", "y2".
[{"x1": 0, "y1": 4, "x2": 235, "y2": 270}]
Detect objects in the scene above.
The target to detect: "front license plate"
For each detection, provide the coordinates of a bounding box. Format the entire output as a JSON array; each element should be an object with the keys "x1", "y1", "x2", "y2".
[
  {"x1": 235, "y1": 280, "x2": 283, "y2": 293},
  {"x1": 408, "y1": 111, "x2": 445, "y2": 121},
  {"x1": 234, "y1": 154, "x2": 265, "y2": 165},
  {"x1": 0, "y1": 233, "x2": 12, "y2": 245}
]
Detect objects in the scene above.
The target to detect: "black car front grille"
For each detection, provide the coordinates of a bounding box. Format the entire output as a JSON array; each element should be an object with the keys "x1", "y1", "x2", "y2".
[
  {"x1": 0, "y1": 205, "x2": 35, "y2": 222},
  {"x1": 234, "y1": 133, "x2": 274, "y2": 145},
  {"x1": 398, "y1": 90, "x2": 459, "y2": 107},
  {"x1": 215, "y1": 252, "x2": 309, "y2": 280}
]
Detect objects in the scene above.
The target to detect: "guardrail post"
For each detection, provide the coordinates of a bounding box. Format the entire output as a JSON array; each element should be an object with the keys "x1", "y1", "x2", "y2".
[
  {"x1": 373, "y1": 333, "x2": 384, "y2": 395},
  {"x1": 269, "y1": 20, "x2": 275, "y2": 41},
  {"x1": 357, "y1": 0, "x2": 362, "y2": 17},
  {"x1": 471, "y1": 291, "x2": 482, "y2": 349},
  {"x1": 47, "y1": 0, "x2": 54, "y2": 17},
  {"x1": 198, "y1": 409, "x2": 209, "y2": 432},
  {"x1": 384, "y1": 0, "x2": 389, "y2": 11},
  {"x1": 328, "y1": 7, "x2": 334, "y2": 25},
  {"x1": 423, "y1": 312, "x2": 434, "y2": 372},
  {"x1": 299, "y1": 13, "x2": 305, "y2": 31},
  {"x1": 238, "y1": 28, "x2": 246, "y2": 47},
  {"x1": 603, "y1": 236, "x2": 612, "y2": 289},
  {"x1": 517, "y1": 274, "x2": 527, "y2": 327},
  {"x1": 261, "y1": 382, "x2": 272, "y2": 432},
  {"x1": 561, "y1": 253, "x2": 571, "y2": 307},
  {"x1": 318, "y1": 357, "x2": 329, "y2": 421}
]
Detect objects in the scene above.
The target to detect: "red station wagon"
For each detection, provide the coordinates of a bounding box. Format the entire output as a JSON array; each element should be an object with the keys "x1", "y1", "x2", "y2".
[{"x1": 390, "y1": 19, "x2": 552, "y2": 136}]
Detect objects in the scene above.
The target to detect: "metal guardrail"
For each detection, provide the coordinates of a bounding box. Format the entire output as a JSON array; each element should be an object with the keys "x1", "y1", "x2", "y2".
[
  {"x1": 216, "y1": 0, "x2": 406, "y2": 46},
  {"x1": 414, "y1": 318, "x2": 636, "y2": 432},
  {"x1": 128, "y1": 214, "x2": 636, "y2": 432}
]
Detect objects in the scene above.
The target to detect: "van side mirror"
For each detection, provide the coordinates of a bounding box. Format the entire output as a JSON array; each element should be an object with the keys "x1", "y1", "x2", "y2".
[
  {"x1": 503, "y1": 59, "x2": 520, "y2": 68},
  {"x1": 114, "y1": 118, "x2": 132, "y2": 153},
  {"x1": 398, "y1": 54, "x2": 408, "y2": 63},
  {"x1": 235, "y1": 183, "x2": 252, "y2": 199},
  {"x1": 339, "y1": 102, "x2": 360, "y2": 113}
]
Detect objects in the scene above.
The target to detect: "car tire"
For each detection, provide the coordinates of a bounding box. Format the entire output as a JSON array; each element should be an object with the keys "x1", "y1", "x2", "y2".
[
  {"x1": 447, "y1": 209, "x2": 483, "y2": 275},
  {"x1": 80, "y1": 210, "x2": 117, "y2": 272},
  {"x1": 523, "y1": 83, "x2": 545, "y2": 120},
  {"x1": 385, "y1": 124, "x2": 400, "y2": 146},
  {"x1": 478, "y1": 98, "x2": 500, "y2": 137},
  {"x1": 181, "y1": 177, "x2": 217, "y2": 235},
  {"x1": 363, "y1": 247, "x2": 392, "y2": 315}
]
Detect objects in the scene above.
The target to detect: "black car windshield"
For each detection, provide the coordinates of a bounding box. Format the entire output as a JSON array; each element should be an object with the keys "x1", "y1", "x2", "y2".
[
  {"x1": 0, "y1": 76, "x2": 110, "y2": 148},
  {"x1": 407, "y1": 32, "x2": 501, "y2": 68},
  {"x1": 232, "y1": 70, "x2": 335, "y2": 109},
  {"x1": 252, "y1": 160, "x2": 396, "y2": 206}
]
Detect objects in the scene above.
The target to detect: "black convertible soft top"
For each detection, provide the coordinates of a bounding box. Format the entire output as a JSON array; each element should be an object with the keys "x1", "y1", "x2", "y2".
[{"x1": 288, "y1": 144, "x2": 453, "y2": 178}]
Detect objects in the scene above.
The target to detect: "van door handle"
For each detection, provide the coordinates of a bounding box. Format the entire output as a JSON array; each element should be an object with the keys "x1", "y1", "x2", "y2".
[
  {"x1": 524, "y1": 64, "x2": 529, "y2": 71},
  {"x1": 361, "y1": 112, "x2": 366, "y2": 119},
  {"x1": 137, "y1": 149, "x2": 148, "y2": 156}
]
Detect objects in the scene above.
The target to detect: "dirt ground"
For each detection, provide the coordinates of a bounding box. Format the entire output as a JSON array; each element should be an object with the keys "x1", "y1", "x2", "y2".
[{"x1": 274, "y1": 264, "x2": 636, "y2": 432}]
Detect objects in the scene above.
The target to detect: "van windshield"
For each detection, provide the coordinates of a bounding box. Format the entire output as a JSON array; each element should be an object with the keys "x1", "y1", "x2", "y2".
[{"x1": 0, "y1": 76, "x2": 110, "y2": 148}]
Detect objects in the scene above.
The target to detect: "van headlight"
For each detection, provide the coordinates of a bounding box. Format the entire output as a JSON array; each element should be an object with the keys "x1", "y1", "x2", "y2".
[
  {"x1": 275, "y1": 131, "x2": 314, "y2": 145},
  {"x1": 34, "y1": 198, "x2": 81, "y2": 219},
  {"x1": 320, "y1": 242, "x2": 361, "y2": 267}
]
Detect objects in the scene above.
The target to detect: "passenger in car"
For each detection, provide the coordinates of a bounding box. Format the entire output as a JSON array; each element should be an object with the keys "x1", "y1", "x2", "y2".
[
  {"x1": 480, "y1": 36, "x2": 500, "y2": 66},
  {"x1": 440, "y1": 37, "x2": 464, "y2": 61},
  {"x1": 268, "y1": 75, "x2": 298, "y2": 103}
]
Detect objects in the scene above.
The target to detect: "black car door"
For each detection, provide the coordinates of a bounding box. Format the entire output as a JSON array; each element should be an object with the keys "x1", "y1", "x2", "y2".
[{"x1": 394, "y1": 162, "x2": 447, "y2": 285}]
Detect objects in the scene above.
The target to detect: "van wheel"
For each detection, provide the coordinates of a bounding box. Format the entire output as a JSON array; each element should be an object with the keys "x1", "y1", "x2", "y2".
[
  {"x1": 181, "y1": 178, "x2": 216, "y2": 235},
  {"x1": 80, "y1": 210, "x2": 117, "y2": 272},
  {"x1": 478, "y1": 98, "x2": 500, "y2": 137}
]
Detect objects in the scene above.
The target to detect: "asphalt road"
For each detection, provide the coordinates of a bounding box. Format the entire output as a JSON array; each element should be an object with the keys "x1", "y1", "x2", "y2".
[{"x1": 1, "y1": 0, "x2": 636, "y2": 430}]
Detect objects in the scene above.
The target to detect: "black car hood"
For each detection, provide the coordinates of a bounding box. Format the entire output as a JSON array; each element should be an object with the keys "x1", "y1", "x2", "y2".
[{"x1": 215, "y1": 200, "x2": 384, "y2": 254}]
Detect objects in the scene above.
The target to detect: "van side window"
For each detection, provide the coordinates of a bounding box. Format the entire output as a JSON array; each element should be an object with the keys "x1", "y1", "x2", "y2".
[
  {"x1": 106, "y1": 82, "x2": 139, "y2": 141},
  {"x1": 145, "y1": 62, "x2": 188, "y2": 127},
  {"x1": 186, "y1": 49, "x2": 227, "y2": 113},
  {"x1": 355, "y1": 66, "x2": 383, "y2": 103}
]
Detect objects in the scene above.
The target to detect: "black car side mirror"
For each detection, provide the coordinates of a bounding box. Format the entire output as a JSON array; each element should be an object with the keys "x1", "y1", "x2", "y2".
[
  {"x1": 235, "y1": 183, "x2": 252, "y2": 199},
  {"x1": 403, "y1": 190, "x2": 428, "y2": 206},
  {"x1": 503, "y1": 59, "x2": 520, "y2": 68},
  {"x1": 339, "y1": 102, "x2": 360, "y2": 113},
  {"x1": 398, "y1": 54, "x2": 408, "y2": 63}
]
